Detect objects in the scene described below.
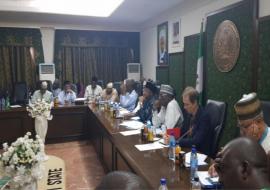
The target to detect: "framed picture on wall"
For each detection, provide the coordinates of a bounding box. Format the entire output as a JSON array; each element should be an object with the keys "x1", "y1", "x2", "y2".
[
  {"x1": 169, "y1": 19, "x2": 181, "y2": 52},
  {"x1": 157, "y1": 22, "x2": 168, "y2": 65}
]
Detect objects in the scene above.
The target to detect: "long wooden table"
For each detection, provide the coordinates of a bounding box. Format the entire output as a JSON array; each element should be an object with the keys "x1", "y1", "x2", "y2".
[
  {"x1": 0, "y1": 104, "x2": 209, "y2": 189},
  {"x1": 88, "y1": 105, "x2": 209, "y2": 189},
  {"x1": 0, "y1": 105, "x2": 89, "y2": 144}
]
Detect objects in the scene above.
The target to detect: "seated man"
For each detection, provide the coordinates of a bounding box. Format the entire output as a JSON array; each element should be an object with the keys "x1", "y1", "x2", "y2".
[
  {"x1": 152, "y1": 84, "x2": 183, "y2": 131},
  {"x1": 214, "y1": 137, "x2": 270, "y2": 189},
  {"x1": 32, "y1": 81, "x2": 53, "y2": 103},
  {"x1": 58, "y1": 81, "x2": 76, "y2": 105},
  {"x1": 101, "y1": 82, "x2": 118, "y2": 102},
  {"x1": 125, "y1": 81, "x2": 157, "y2": 123},
  {"x1": 120, "y1": 79, "x2": 138, "y2": 112},
  {"x1": 52, "y1": 79, "x2": 61, "y2": 98},
  {"x1": 178, "y1": 86, "x2": 213, "y2": 156},
  {"x1": 95, "y1": 171, "x2": 149, "y2": 190},
  {"x1": 234, "y1": 92, "x2": 270, "y2": 152},
  {"x1": 209, "y1": 92, "x2": 270, "y2": 176},
  {"x1": 84, "y1": 76, "x2": 103, "y2": 99}
]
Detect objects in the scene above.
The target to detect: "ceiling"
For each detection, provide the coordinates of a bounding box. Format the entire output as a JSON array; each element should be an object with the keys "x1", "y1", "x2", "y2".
[{"x1": 0, "y1": 0, "x2": 187, "y2": 29}]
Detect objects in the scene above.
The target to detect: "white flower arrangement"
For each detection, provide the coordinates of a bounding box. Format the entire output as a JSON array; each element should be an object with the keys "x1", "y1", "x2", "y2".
[
  {"x1": 27, "y1": 99, "x2": 53, "y2": 120},
  {"x1": 0, "y1": 132, "x2": 46, "y2": 188}
]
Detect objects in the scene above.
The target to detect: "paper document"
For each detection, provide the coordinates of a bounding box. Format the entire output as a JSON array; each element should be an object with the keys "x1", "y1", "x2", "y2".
[
  {"x1": 10, "y1": 105, "x2": 22, "y2": 108},
  {"x1": 119, "y1": 108, "x2": 130, "y2": 115},
  {"x1": 130, "y1": 116, "x2": 140, "y2": 121},
  {"x1": 197, "y1": 171, "x2": 219, "y2": 187},
  {"x1": 185, "y1": 152, "x2": 208, "y2": 167},
  {"x1": 75, "y1": 98, "x2": 86, "y2": 101},
  {"x1": 120, "y1": 120, "x2": 144, "y2": 130},
  {"x1": 120, "y1": 130, "x2": 141, "y2": 136},
  {"x1": 135, "y1": 142, "x2": 164, "y2": 151}
]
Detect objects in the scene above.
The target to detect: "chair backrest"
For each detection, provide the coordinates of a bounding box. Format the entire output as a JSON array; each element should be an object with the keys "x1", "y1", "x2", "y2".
[
  {"x1": 97, "y1": 80, "x2": 104, "y2": 88},
  {"x1": 113, "y1": 81, "x2": 122, "y2": 95},
  {"x1": 261, "y1": 101, "x2": 270, "y2": 126},
  {"x1": 205, "y1": 99, "x2": 227, "y2": 158},
  {"x1": 13, "y1": 82, "x2": 28, "y2": 105},
  {"x1": 134, "y1": 81, "x2": 143, "y2": 96}
]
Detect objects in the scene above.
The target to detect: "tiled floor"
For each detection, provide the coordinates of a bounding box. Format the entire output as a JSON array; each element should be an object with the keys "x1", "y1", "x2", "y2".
[{"x1": 46, "y1": 141, "x2": 105, "y2": 190}]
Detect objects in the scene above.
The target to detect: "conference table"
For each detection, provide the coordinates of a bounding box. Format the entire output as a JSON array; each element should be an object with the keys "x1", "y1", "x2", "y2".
[{"x1": 0, "y1": 104, "x2": 209, "y2": 189}]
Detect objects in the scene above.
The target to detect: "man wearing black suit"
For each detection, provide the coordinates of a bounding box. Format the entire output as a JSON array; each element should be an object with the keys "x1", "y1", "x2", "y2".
[{"x1": 178, "y1": 86, "x2": 214, "y2": 156}]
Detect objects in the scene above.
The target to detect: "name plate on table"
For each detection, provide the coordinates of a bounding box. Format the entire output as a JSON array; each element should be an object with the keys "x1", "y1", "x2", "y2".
[
  {"x1": 75, "y1": 98, "x2": 86, "y2": 105},
  {"x1": 38, "y1": 155, "x2": 66, "y2": 190}
]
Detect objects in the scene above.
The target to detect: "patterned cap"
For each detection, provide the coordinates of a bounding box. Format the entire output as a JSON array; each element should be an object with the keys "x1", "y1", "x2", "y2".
[
  {"x1": 234, "y1": 92, "x2": 262, "y2": 121},
  {"x1": 160, "y1": 84, "x2": 174, "y2": 95},
  {"x1": 106, "y1": 82, "x2": 113, "y2": 88}
]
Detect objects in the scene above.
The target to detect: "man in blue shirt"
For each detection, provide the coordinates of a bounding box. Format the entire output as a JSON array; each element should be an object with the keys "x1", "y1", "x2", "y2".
[
  {"x1": 120, "y1": 79, "x2": 138, "y2": 112},
  {"x1": 58, "y1": 81, "x2": 76, "y2": 105},
  {"x1": 124, "y1": 81, "x2": 157, "y2": 123}
]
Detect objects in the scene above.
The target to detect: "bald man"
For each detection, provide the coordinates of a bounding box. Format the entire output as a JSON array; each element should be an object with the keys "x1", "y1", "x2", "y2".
[
  {"x1": 32, "y1": 81, "x2": 53, "y2": 103},
  {"x1": 214, "y1": 137, "x2": 270, "y2": 189},
  {"x1": 101, "y1": 82, "x2": 118, "y2": 102},
  {"x1": 120, "y1": 79, "x2": 138, "y2": 112},
  {"x1": 95, "y1": 171, "x2": 149, "y2": 190}
]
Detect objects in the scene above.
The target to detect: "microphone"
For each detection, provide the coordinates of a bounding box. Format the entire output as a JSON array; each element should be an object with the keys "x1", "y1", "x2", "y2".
[{"x1": 177, "y1": 128, "x2": 192, "y2": 142}]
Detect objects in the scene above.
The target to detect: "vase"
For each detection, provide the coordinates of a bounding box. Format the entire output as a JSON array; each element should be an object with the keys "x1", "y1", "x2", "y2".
[{"x1": 35, "y1": 116, "x2": 48, "y2": 143}]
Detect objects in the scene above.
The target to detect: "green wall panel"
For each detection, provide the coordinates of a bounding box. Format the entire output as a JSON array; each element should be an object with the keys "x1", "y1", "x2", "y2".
[
  {"x1": 206, "y1": 0, "x2": 255, "y2": 146},
  {"x1": 156, "y1": 66, "x2": 169, "y2": 84},
  {"x1": 258, "y1": 18, "x2": 270, "y2": 100},
  {"x1": 184, "y1": 34, "x2": 199, "y2": 88},
  {"x1": 169, "y1": 53, "x2": 184, "y2": 104}
]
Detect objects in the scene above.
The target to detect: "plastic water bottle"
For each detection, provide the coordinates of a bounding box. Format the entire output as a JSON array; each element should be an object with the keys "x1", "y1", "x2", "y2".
[
  {"x1": 190, "y1": 145, "x2": 198, "y2": 181},
  {"x1": 158, "y1": 178, "x2": 168, "y2": 190},
  {"x1": 5, "y1": 94, "x2": 10, "y2": 109},
  {"x1": 0, "y1": 97, "x2": 2, "y2": 111},
  {"x1": 1, "y1": 97, "x2": 5, "y2": 110},
  {"x1": 191, "y1": 177, "x2": 201, "y2": 190},
  {"x1": 168, "y1": 132, "x2": 176, "y2": 161},
  {"x1": 146, "y1": 121, "x2": 154, "y2": 142}
]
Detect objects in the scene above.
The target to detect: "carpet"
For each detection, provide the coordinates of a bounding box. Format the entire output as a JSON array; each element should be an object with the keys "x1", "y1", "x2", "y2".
[{"x1": 38, "y1": 155, "x2": 66, "y2": 190}]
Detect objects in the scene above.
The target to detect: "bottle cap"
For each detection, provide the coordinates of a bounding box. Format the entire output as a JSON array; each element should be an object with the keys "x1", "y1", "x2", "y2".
[{"x1": 160, "y1": 178, "x2": 166, "y2": 185}]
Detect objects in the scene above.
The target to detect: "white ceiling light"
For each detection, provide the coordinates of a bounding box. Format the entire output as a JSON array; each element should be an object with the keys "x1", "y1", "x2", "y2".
[{"x1": 29, "y1": 0, "x2": 124, "y2": 17}]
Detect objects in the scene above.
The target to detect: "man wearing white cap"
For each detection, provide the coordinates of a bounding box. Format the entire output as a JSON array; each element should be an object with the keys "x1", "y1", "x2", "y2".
[
  {"x1": 101, "y1": 82, "x2": 118, "y2": 102},
  {"x1": 32, "y1": 81, "x2": 53, "y2": 103},
  {"x1": 152, "y1": 84, "x2": 183, "y2": 130},
  {"x1": 209, "y1": 92, "x2": 270, "y2": 177}
]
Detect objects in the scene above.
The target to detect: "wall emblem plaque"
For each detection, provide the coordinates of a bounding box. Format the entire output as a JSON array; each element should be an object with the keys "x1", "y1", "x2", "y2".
[{"x1": 213, "y1": 20, "x2": 240, "y2": 72}]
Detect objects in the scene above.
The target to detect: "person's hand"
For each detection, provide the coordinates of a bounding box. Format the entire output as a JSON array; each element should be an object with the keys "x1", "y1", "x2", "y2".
[
  {"x1": 120, "y1": 83, "x2": 126, "y2": 95},
  {"x1": 208, "y1": 164, "x2": 218, "y2": 177},
  {"x1": 163, "y1": 133, "x2": 169, "y2": 145},
  {"x1": 153, "y1": 100, "x2": 161, "y2": 112},
  {"x1": 139, "y1": 96, "x2": 145, "y2": 104}
]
